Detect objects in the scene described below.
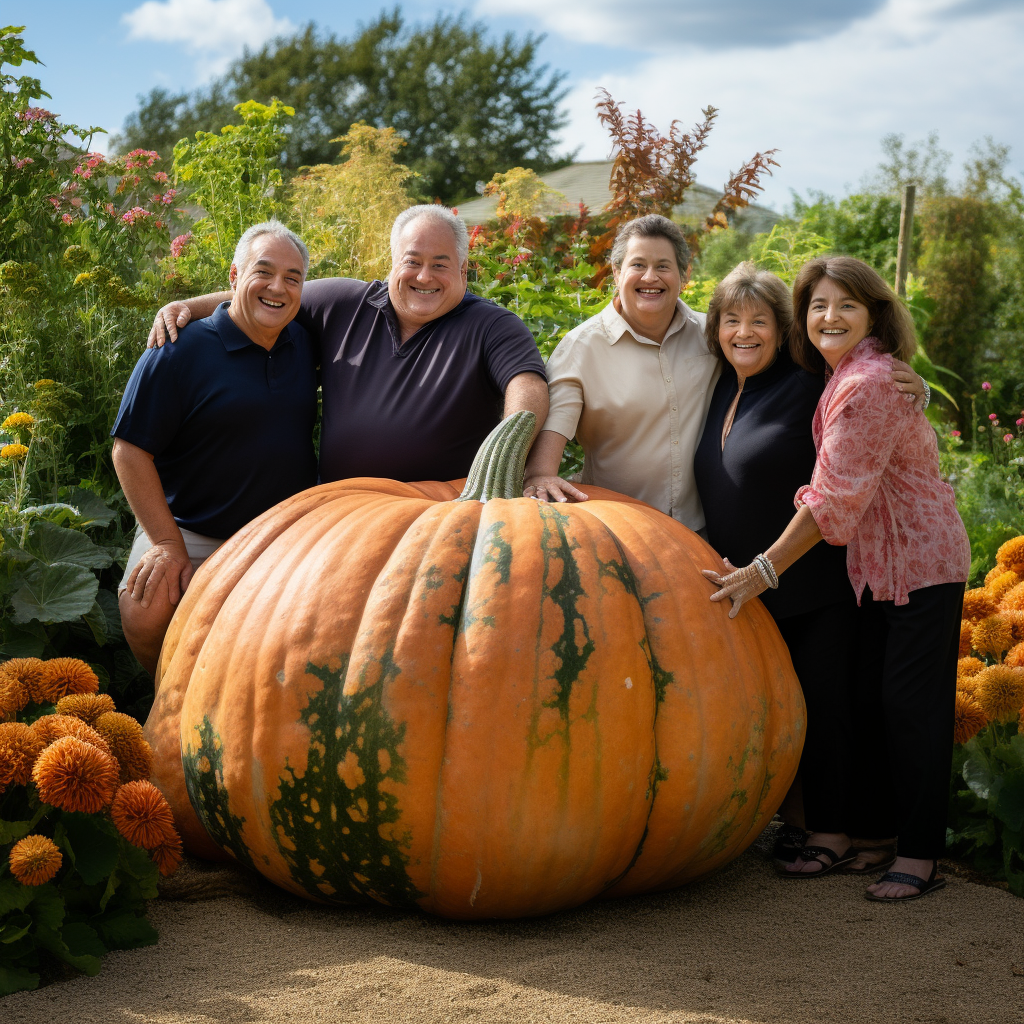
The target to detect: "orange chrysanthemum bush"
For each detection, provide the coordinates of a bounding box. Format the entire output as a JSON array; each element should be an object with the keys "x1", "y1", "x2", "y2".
[
  {"x1": 949, "y1": 534, "x2": 1024, "y2": 899},
  {"x1": 1, "y1": 657, "x2": 180, "y2": 994}
]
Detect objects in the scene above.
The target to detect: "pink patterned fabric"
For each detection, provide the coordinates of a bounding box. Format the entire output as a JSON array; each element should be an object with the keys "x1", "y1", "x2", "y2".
[{"x1": 795, "y1": 338, "x2": 970, "y2": 606}]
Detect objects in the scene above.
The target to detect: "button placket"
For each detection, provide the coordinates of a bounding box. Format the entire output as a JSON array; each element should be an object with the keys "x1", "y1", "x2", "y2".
[{"x1": 661, "y1": 346, "x2": 681, "y2": 514}]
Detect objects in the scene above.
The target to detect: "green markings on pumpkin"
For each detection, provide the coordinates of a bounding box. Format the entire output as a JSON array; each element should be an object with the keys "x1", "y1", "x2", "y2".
[
  {"x1": 456, "y1": 520, "x2": 512, "y2": 633},
  {"x1": 182, "y1": 717, "x2": 257, "y2": 871},
  {"x1": 267, "y1": 657, "x2": 423, "y2": 908},
  {"x1": 538, "y1": 504, "x2": 594, "y2": 725}
]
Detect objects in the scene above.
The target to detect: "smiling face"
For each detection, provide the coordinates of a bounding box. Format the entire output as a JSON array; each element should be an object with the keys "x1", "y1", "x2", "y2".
[
  {"x1": 806, "y1": 275, "x2": 873, "y2": 369},
  {"x1": 388, "y1": 216, "x2": 468, "y2": 336},
  {"x1": 228, "y1": 234, "x2": 305, "y2": 347},
  {"x1": 718, "y1": 302, "x2": 780, "y2": 378},
  {"x1": 611, "y1": 236, "x2": 684, "y2": 331}
]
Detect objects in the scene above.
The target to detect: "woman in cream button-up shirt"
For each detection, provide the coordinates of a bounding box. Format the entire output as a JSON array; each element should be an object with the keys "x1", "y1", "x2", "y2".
[{"x1": 523, "y1": 214, "x2": 719, "y2": 533}]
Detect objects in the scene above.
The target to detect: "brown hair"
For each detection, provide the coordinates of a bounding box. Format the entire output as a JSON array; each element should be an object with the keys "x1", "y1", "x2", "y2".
[
  {"x1": 704, "y1": 262, "x2": 793, "y2": 360},
  {"x1": 790, "y1": 255, "x2": 917, "y2": 373},
  {"x1": 610, "y1": 214, "x2": 691, "y2": 275}
]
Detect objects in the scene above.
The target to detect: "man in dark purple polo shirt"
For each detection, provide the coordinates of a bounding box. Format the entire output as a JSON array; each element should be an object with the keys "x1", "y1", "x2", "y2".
[{"x1": 149, "y1": 206, "x2": 549, "y2": 483}]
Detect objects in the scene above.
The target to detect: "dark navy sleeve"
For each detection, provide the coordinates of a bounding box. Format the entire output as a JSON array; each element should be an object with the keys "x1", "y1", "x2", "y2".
[
  {"x1": 295, "y1": 277, "x2": 372, "y2": 349},
  {"x1": 110, "y1": 345, "x2": 184, "y2": 456},
  {"x1": 480, "y1": 305, "x2": 547, "y2": 393}
]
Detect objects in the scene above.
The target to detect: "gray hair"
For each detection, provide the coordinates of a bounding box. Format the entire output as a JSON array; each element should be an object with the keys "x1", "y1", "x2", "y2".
[
  {"x1": 232, "y1": 220, "x2": 310, "y2": 277},
  {"x1": 390, "y1": 205, "x2": 469, "y2": 266},
  {"x1": 610, "y1": 214, "x2": 691, "y2": 275}
]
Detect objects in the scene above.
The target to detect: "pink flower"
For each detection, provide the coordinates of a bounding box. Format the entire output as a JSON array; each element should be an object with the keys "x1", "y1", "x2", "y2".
[
  {"x1": 121, "y1": 206, "x2": 151, "y2": 226},
  {"x1": 1017, "y1": 419, "x2": 1024, "y2": 427},
  {"x1": 950, "y1": 430, "x2": 961, "y2": 437},
  {"x1": 989, "y1": 413, "x2": 999, "y2": 421},
  {"x1": 1004, "y1": 434, "x2": 1014, "y2": 443},
  {"x1": 170, "y1": 232, "x2": 193, "y2": 258},
  {"x1": 124, "y1": 149, "x2": 159, "y2": 170},
  {"x1": 982, "y1": 382, "x2": 992, "y2": 390},
  {"x1": 61, "y1": 213, "x2": 74, "y2": 225},
  {"x1": 104, "y1": 203, "x2": 116, "y2": 216},
  {"x1": 16, "y1": 107, "x2": 54, "y2": 123},
  {"x1": 153, "y1": 171, "x2": 169, "y2": 183},
  {"x1": 511, "y1": 253, "x2": 529, "y2": 266},
  {"x1": 12, "y1": 157, "x2": 34, "y2": 169},
  {"x1": 70, "y1": 197, "x2": 82, "y2": 208}
]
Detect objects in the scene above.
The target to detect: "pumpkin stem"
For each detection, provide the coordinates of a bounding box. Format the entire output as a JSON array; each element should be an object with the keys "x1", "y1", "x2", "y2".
[{"x1": 457, "y1": 411, "x2": 537, "y2": 502}]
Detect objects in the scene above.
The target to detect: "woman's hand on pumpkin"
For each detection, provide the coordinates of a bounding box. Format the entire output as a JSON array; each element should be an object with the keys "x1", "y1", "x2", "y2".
[
  {"x1": 126, "y1": 542, "x2": 194, "y2": 608},
  {"x1": 702, "y1": 557, "x2": 768, "y2": 618},
  {"x1": 890, "y1": 360, "x2": 927, "y2": 412},
  {"x1": 148, "y1": 302, "x2": 191, "y2": 348},
  {"x1": 523, "y1": 475, "x2": 589, "y2": 503}
]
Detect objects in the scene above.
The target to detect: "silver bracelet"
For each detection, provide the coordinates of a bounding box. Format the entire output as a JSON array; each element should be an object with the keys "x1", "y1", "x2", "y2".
[
  {"x1": 922, "y1": 381, "x2": 931, "y2": 410},
  {"x1": 753, "y1": 553, "x2": 779, "y2": 589}
]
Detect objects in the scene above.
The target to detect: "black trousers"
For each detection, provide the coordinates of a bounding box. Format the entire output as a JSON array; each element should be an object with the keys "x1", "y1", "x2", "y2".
[
  {"x1": 775, "y1": 597, "x2": 860, "y2": 834},
  {"x1": 846, "y1": 582, "x2": 965, "y2": 859}
]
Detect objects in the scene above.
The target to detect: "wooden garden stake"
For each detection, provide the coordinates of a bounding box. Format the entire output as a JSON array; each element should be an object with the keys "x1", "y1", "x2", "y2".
[{"x1": 895, "y1": 183, "x2": 916, "y2": 298}]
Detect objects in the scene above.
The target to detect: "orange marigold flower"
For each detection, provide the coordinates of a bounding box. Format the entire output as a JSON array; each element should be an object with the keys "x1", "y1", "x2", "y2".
[
  {"x1": 962, "y1": 588, "x2": 998, "y2": 623},
  {"x1": 9, "y1": 834, "x2": 62, "y2": 886},
  {"x1": 111, "y1": 780, "x2": 177, "y2": 850},
  {"x1": 975, "y1": 665, "x2": 1024, "y2": 723},
  {"x1": 0, "y1": 671, "x2": 29, "y2": 721},
  {"x1": 94, "y1": 712, "x2": 153, "y2": 783},
  {"x1": 987, "y1": 569, "x2": 1021, "y2": 602},
  {"x1": 151, "y1": 833, "x2": 183, "y2": 877},
  {"x1": 1002, "y1": 610, "x2": 1024, "y2": 644},
  {"x1": 996, "y1": 536, "x2": 1024, "y2": 575},
  {"x1": 957, "y1": 674, "x2": 980, "y2": 697},
  {"x1": 953, "y1": 690, "x2": 989, "y2": 745},
  {"x1": 0, "y1": 658, "x2": 45, "y2": 702},
  {"x1": 972, "y1": 616, "x2": 1014, "y2": 657},
  {"x1": 1001, "y1": 581, "x2": 1024, "y2": 613},
  {"x1": 0, "y1": 721, "x2": 45, "y2": 791},
  {"x1": 959, "y1": 620, "x2": 974, "y2": 658},
  {"x1": 957, "y1": 656, "x2": 986, "y2": 678},
  {"x1": 35, "y1": 658, "x2": 99, "y2": 702},
  {"x1": 32, "y1": 735, "x2": 119, "y2": 812},
  {"x1": 32, "y1": 714, "x2": 112, "y2": 756},
  {"x1": 1006, "y1": 642, "x2": 1024, "y2": 669},
  {"x1": 55, "y1": 692, "x2": 116, "y2": 726}
]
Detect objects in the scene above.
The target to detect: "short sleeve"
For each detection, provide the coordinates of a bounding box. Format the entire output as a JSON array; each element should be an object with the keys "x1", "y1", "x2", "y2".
[
  {"x1": 110, "y1": 346, "x2": 184, "y2": 456},
  {"x1": 795, "y1": 368, "x2": 905, "y2": 545},
  {"x1": 541, "y1": 333, "x2": 584, "y2": 439},
  {"x1": 295, "y1": 277, "x2": 369, "y2": 350},
  {"x1": 480, "y1": 306, "x2": 547, "y2": 393}
]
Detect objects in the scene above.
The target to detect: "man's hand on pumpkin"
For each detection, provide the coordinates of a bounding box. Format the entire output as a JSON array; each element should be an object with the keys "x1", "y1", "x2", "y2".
[
  {"x1": 126, "y1": 541, "x2": 194, "y2": 608},
  {"x1": 523, "y1": 475, "x2": 589, "y2": 503},
  {"x1": 702, "y1": 557, "x2": 767, "y2": 619}
]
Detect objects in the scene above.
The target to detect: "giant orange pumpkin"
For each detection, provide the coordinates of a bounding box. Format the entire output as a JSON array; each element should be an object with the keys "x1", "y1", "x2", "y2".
[{"x1": 145, "y1": 413, "x2": 804, "y2": 918}]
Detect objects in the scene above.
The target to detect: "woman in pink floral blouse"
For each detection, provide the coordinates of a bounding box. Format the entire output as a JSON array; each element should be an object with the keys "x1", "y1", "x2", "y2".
[{"x1": 704, "y1": 255, "x2": 970, "y2": 902}]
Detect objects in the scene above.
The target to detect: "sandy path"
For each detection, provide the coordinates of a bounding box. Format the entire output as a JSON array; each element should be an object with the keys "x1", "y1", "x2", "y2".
[{"x1": 6, "y1": 838, "x2": 1023, "y2": 1024}]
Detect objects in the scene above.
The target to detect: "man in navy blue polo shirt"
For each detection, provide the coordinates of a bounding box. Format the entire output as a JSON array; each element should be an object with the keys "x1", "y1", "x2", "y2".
[
  {"x1": 147, "y1": 205, "x2": 549, "y2": 484},
  {"x1": 112, "y1": 220, "x2": 317, "y2": 674}
]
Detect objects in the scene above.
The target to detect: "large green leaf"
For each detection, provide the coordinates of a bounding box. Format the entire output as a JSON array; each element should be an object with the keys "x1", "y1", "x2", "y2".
[
  {"x1": 95, "y1": 910, "x2": 158, "y2": 950},
  {"x1": 0, "y1": 963, "x2": 39, "y2": 995},
  {"x1": 0, "y1": 803, "x2": 47, "y2": 844},
  {"x1": 60, "y1": 813, "x2": 120, "y2": 886},
  {"x1": 0, "y1": 877, "x2": 35, "y2": 916},
  {"x1": 0, "y1": 913, "x2": 33, "y2": 945},
  {"x1": 35, "y1": 924, "x2": 102, "y2": 975},
  {"x1": 10, "y1": 562, "x2": 98, "y2": 624},
  {"x1": 963, "y1": 749, "x2": 996, "y2": 801},
  {"x1": 27, "y1": 521, "x2": 112, "y2": 569},
  {"x1": 995, "y1": 767, "x2": 1024, "y2": 833},
  {"x1": 60, "y1": 487, "x2": 117, "y2": 529},
  {"x1": 0, "y1": 626, "x2": 46, "y2": 659}
]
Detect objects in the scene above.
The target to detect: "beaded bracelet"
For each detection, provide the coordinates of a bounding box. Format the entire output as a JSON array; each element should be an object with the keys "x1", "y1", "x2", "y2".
[{"x1": 753, "y1": 553, "x2": 779, "y2": 589}]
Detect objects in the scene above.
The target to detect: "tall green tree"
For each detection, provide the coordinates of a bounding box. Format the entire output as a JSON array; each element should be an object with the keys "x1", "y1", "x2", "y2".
[{"x1": 112, "y1": 9, "x2": 572, "y2": 204}]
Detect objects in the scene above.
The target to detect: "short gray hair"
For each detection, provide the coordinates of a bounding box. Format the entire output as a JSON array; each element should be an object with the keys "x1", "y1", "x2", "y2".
[
  {"x1": 610, "y1": 214, "x2": 691, "y2": 275},
  {"x1": 390, "y1": 205, "x2": 469, "y2": 266},
  {"x1": 232, "y1": 220, "x2": 310, "y2": 277}
]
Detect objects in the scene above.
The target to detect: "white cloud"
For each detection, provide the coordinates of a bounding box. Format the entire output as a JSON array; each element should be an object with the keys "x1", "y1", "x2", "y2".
[
  {"x1": 122, "y1": 0, "x2": 294, "y2": 77},
  {"x1": 536, "y1": 0, "x2": 1024, "y2": 207}
]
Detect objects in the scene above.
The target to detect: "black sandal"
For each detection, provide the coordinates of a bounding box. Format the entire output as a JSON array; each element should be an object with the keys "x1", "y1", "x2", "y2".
[
  {"x1": 864, "y1": 861, "x2": 946, "y2": 902},
  {"x1": 840, "y1": 842, "x2": 897, "y2": 875},
  {"x1": 777, "y1": 844, "x2": 857, "y2": 878},
  {"x1": 771, "y1": 824, "x2": 809, "y2": 864}
]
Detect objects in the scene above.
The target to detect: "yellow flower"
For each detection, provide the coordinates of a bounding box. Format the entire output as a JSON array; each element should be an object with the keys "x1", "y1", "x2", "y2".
[
  {"x1": 959, "y1": 620, "x2": 974, "y2": 658},
  {"x1": 957, "y1": 656, "x2": 986, "y2": 678},
  {"x1": 35, "y1": 658, "x2": 100, "y2": 702},
  {"x1": 975, "y1": 665, "x2": 1024, "y2": 723},
  {"x1": 1, "y1": 411, "x2": 35, "y2": 432},
  {"x1": 73, "y1": 272, "x2": 92, "y2": 287},
  {"x1": 0, "y1": 722, "x2": 45, "y2": 792},
  {"x1": 94, "y1": 711, "x2": 154, "y2": 783},
  {"x1": 32, "y1": 714, "x2": 113, "y2": 757},
  {"x1": 9, "y1": 835, "x2": 62, "y2": 886},
  {"x1": 1, "y1": 443, "x2": 29, "y2": 461},
  {"x1": 1006, "y1": 642, "x2": 1024, "y2": 669},
  {"x1": 1001, "y1": 581, "x2": 1024, "y2": 613},
  {"x1": 956, "y1": 673, "x2": 979, "y2": 697},
  {"x1": 996, "y1": 536, "x2": 1024, "y2": 575},
  {"x1": 55, "y1": 692, "x2": 116, "y2": 726},
  {"x1": 962, "y1": 588, "x2": 998, "y2": 623},
  {"x1": 0, "y1": 658, "x2": 45, "y2": 701},
  {"x1": 33, "y1": 379, "x2": 56, "y2": 390},
  {"x1": 987, "y1": 569, "x2": 1020, "y2": 602},
  {"x1": 971, "y1": 616, "x2": 1014, "y2": 657},
  {"x1": 953, "y1": 691, "x2": 989, "y2": 745}
]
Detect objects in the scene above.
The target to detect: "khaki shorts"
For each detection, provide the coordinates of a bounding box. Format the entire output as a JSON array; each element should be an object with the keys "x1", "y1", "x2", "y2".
[{"x1": 119, "y1": 523, "x2": 225, "y2": 596}]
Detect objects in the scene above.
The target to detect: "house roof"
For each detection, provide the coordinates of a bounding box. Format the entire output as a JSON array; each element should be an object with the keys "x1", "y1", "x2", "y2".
[{"x1": 455, "y1": 160, "x2": 781, "y2": 234}]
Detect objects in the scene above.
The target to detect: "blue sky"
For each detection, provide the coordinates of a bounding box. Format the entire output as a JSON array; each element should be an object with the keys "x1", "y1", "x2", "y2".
[{"x1": 16, "y1": 0, "x2": 1024, "y2": 209}]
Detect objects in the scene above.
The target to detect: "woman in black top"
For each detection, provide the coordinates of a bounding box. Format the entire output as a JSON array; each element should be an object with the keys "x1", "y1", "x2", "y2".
[{"x1": 693, "y1": 262, "x2": 924, "y2": 876}]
